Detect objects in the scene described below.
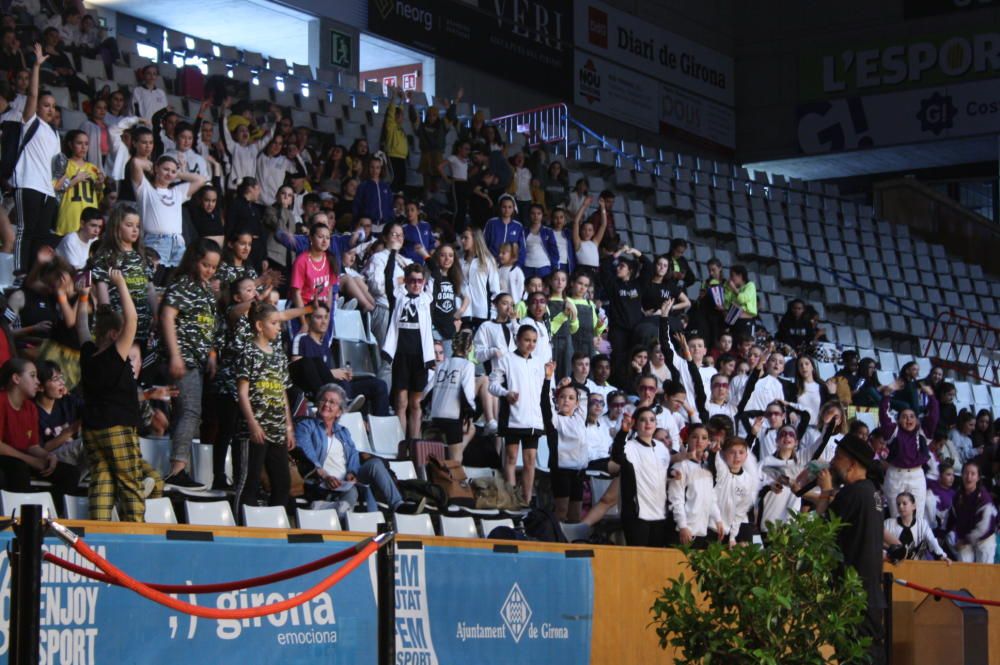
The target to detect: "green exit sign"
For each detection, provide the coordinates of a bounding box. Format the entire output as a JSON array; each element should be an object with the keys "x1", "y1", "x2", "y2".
[{"x1": 330, "y1": 29, "x2": 352, "y2": 68}]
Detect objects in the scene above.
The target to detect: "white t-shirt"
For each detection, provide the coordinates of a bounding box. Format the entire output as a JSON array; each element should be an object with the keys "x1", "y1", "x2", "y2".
[
  {"x1": 322, "y1": 434, "x2": 347, "y2": 480},
  {"x1": 576, "y1": 240, "x2": 599, "y2": 268},
  {"x1": 446, "y1": 155, "x2": 468, "y2": 181},
  {"x1": 13, "y1": 114, "x2": 60, "y2": 196},
  {"x1": 130, "y1": 86, "x2": 167, "y2": 120},
  {"x1": 55, "y1": 233, "x2": 95, "y2": 270},
  {"x1": 137, "y1": 180, "x2": 190, "y2": 235},
  {"x1": 554, "y1": 231, "x2": 568, "y2": 265},
  {"x1": 524, "y1": 231, "x2": 549, "y2": 268},
  {"x1": 797, "y1": 382, "x2": 822, "y2": 426},
  {"x1": 170, "y1": 149, "x2": 208, "y2": 179}
]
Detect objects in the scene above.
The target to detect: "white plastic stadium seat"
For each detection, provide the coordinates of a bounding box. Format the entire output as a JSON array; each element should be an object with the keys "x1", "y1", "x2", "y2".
[
  {"x1": 64, "y1": 495, "x2": 89, "y2": 520},
  {"x1": 184, "y1": 500, "x2": 236, "y2": 527},
  {"x1": 140, "y1": 436, "x2": 171, "y2": 478},
  {"x1": 368, "y1": 416, "x2": 404, "y2": 458},
  {"x1": 296, "y1": 508, "x2": 342, "y2": 531},
  {"x1": 388, "y1": 460, "x2": 418, "y2": 481},
  {"x1": 344, "y1": 511, "x2": 385, "y2": 533},
  {"x1": 145, "y1": 497, "x2": 178, "y2": 524},
  {"x1": 339, "y1": 411, "x2": 372, "y2": 453},
  {"x1": 395, "y1": 513, "x2": 435, "y2": 536},
  {"x1": 1, "y1": 490, "x2": 59, "y2": 518},
  {"x1": 440, "y1": 515, "x2": 478, "y2": 539},
  {"x1": 479, "y1": 518, "x2": 515, "y2": 538},
  {"x1": 243, "y1": 505, "x2": 291, "y2": 529}
]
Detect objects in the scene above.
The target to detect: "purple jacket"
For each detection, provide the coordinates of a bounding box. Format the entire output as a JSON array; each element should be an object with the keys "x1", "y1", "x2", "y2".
[
  {"x1": 948, "y1": 485, "x2": 998, "y2": 543},
  {"x1": 880, "y1": 394, "x2": 938, "y2": 469}
]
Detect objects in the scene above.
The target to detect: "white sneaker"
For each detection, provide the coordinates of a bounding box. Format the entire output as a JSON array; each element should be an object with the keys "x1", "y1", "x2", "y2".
[{"x1": 485, "y1": 420, "x2": 498, "y2": 435}]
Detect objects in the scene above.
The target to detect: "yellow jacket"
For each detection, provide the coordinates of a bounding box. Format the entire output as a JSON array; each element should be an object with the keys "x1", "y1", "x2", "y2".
[{"x1": 383, "y1": 102, "x2": 409, "y2": 159}]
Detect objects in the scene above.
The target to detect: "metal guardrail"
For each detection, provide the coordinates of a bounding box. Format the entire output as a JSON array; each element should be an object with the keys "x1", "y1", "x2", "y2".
[
  {"x1": 924, "y1": 311, "x2": 999, "y2": 387},
  {"x1": 491, "y1": 103, "x2": 569, "y2": 155}
]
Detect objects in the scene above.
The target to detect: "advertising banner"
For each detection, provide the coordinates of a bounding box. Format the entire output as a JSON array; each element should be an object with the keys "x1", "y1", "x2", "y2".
[
  {"x1": 796, "y1": 76, "x2": 1000, "y2": 153},
  {"x1": 573, "y1": 51, "x2": 736, "y2": 149},
  {"x1": 572, "y1": 0, "x2": 734, "y2": 106},
  {"x1": 799, "y1": 29, "x2": 1000, "y2": 100},
  {"x1": 0, "y1": 532, "x2": 593, "y2": 664},
  {"x1": 367, "y1": 0, "x2": 573, "y2": 97}
]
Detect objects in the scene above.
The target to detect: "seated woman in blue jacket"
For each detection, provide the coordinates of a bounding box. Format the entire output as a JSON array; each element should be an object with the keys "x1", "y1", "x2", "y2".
[{"x1": 294, "y1": 383, "x2": 409, "y2": 513}]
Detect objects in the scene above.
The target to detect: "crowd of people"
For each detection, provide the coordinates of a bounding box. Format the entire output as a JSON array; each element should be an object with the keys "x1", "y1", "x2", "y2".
[{"x1": 0, "y1": 13, "x2": 996, "y2": 562}]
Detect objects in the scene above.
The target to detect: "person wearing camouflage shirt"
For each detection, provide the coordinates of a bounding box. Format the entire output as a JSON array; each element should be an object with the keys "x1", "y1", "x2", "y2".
[
  {"x1": 159, "y1": 239, "x2": 221, "y2": 490},
  {"x1": 92, "y1": 249, "x2": 156, "y2": 344},
  {"x1": 235, "y1": 302, "x2": 294, "y2": 516}
]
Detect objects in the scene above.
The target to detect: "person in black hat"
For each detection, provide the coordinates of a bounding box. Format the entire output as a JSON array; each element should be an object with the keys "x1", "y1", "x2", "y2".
[{"x1": 816, "y1": 434, "x2": 886, "y2": 665}]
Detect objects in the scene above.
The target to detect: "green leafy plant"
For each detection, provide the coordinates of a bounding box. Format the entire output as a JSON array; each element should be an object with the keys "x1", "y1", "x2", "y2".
[{"x1": 650, "y1": 513, "x2": 871, "y2": 664}]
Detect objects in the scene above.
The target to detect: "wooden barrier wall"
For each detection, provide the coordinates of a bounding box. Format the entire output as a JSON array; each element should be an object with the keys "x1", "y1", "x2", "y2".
[{"x1": 50, "y1": 522, "x2": 1000, "y2": 664}]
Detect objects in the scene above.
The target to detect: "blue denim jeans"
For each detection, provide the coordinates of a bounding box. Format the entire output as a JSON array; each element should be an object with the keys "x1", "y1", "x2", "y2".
[
  {"x1": 145, "y1": 232, "x2": 186, "y2": 267},
  {"x1": 357, "y1": 457, "x2": 403, "y2": 511}
]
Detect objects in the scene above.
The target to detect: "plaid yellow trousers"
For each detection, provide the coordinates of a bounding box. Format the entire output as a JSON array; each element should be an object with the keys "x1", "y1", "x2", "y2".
[{"x1": 83, "y1": 425, "x2": 155, "y2": 521}]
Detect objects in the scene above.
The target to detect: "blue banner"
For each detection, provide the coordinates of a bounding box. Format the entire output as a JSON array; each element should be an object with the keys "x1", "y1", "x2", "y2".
[{"x1": 0, "y1": 532, "x2": 592, "y2": 664}]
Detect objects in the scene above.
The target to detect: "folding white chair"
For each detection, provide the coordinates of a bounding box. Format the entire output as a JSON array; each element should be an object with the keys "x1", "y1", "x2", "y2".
[
  {"x1": 243, "y1": 505, "x2": 291, "y2": 529},
  {"x1": 440, "y1": 515, "x2": 477, "y2": 539},
  {"x1": 184, "y1": 500, "x2": 235, "y2": 526},
  {"x1": 344, "y1": 511, "x2": 385, "y2": 533},
  {"x1": 296, "y1": 508, "x2": 342, "y2": 531},
  {"x1": 394, "y1": 513, "x2": 435, "y2": 536},
  {"x1": 1, "y1": 490, "x2": 59, "y2": 518},
  {"x1": 145, "y1": 497, "x2": 178, "y2": 524}
]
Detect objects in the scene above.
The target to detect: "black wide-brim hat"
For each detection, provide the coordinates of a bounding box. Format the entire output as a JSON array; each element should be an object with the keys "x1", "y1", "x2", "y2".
[{"x1": 836, "y1": 434, "x2": 880, "y2": 473}]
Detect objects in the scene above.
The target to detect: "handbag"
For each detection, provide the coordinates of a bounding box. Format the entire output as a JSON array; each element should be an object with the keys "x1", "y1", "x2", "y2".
[{"x1": 426, "y1": 456, "x2": 475, "y2": 507}]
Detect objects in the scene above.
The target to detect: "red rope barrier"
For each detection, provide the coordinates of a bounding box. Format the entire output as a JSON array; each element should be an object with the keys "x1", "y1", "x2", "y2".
[
  {"x1": 43, "y1": 539, "x2": 366, "y2": 593},
  {"x1": 894, "y1": 579, "x2": 1000, "y2": 607},
  {"x1": 68, "y1": 536, "x2": 381, "y2": 620}
]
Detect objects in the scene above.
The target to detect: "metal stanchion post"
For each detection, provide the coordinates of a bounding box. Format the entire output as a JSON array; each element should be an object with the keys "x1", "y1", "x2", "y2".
[
  {"x1": 883, "y1": 572, "x2": 893, "y2": 665},
  {"x1": 9, "y1": 504, "x2": 44, "y2": 665},
  {"x1": 376, "y1": 522, "x2": 396, "y2": 665}
]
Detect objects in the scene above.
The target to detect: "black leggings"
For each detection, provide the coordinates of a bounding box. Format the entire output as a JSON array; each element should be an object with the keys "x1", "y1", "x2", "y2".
[
  {"x1": 390, "y1": 156, "x2": 407, "y2": 193},
  {"x1": 235, "y1": 438, "x2": 290, "y2": 516},
  {"x1": 13, "y1": 188, "x2": 59, "y2": 273},
  {"x1": 213, "y1": 396, "x2": 240, "y2": 483},
  {"x1": 623, "y1": 517, "x2": 668, "y2": 547}
]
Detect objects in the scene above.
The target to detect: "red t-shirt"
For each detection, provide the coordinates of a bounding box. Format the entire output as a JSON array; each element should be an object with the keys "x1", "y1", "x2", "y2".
[
  {"x1": 0, "y1": 391, "x2": 39, "y2": 452},
  {"x1": 0, "y1": 333, "x2": 11, "y2": 368},
  {"x1": 290, "y1": 252, "x2": 337, "y2": 304}
]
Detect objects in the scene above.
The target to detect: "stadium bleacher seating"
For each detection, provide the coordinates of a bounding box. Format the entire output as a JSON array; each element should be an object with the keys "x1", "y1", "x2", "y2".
[{"x1": 6, "y1": 3, "x2": 997, "y2": 536}]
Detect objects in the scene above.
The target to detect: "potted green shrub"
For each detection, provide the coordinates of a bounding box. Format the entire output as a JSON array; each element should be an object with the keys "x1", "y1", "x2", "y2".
[{"x1": 650, "y1": 513, "x2": 872, "y2": 664}]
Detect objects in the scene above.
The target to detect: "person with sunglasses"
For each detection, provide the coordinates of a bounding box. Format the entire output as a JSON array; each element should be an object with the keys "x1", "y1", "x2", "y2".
[
  {"x1": 600, "y1": 391, "x2": 628, "y2": 438},
  {"x1": 706, "y1": 373, "x2": 736, "y2": 420},
  {"x1": 745, "y1": 399, "x2": 811, "y2": 461},
  {"x1": 382, "y1": 264, "x2": 435, "y2": 439}
]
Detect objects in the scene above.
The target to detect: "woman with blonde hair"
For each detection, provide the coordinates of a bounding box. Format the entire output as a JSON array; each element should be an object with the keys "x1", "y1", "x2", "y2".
[{"x1": 459, "y1": 227, "x2": 499, "y2": 329}]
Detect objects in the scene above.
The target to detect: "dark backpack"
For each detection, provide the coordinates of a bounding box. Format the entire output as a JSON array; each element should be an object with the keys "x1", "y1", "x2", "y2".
[
  {"x1": 522, "y1": 506, "x2": 568, "y2": 543},
  {"x1": 397, "y1": 479, "x2": 447, "y2": 510},
  {"x1": 0, "y1": 117, "x2": 39, "y2": 190}
]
